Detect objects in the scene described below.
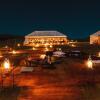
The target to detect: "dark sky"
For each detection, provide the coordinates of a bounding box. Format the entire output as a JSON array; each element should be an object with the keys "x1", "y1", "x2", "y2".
[{"x1": 0, "y1": 0, "x2": 99, "y2": 38}]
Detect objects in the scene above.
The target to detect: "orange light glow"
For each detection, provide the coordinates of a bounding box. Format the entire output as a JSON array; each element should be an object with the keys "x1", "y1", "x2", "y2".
[
  {"x1": 35, "y1": 44, "x2": 39, "y2": 47},
  {"x1": 17, "y1": 43, "x2": 21, "y2": 47},
  {"x1": 40, "y1": 54, "x2": 46, "y2": 59},
  {"x1": 71, "y1": 44, "x2": 76, "y2": 47},
  {"x1": 3, "y1": 59, "x2": 10, "y2": 69},
  {"x1": 50, "y1": 45, "x2": 53, "y2": 48},
  {"x1": 98, "y1": 52, "x2": 100, "y2": 57},
  {"x1": 32, "y1": 47, "x2": 36, "y2": 50},
  {"x1": 87, "y1": 60, "x2": 93, "y2": 69},
  {"x1": 12, "y1": 50, "x2": 16, "y2": 54},
  {"x1": 45, "y1": 48, "x2": 49, "y2": 51}
]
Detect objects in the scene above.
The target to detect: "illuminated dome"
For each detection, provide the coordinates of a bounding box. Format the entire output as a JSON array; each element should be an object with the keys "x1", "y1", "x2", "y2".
[
  {"x1": 90, "y1": 31, "x2": 100, "y2": 44},
  {"x1": 24, "y1": 31, "x2": 68, "y2": 46},
  {"x1": 27, "y1": 31, "x2": 67, "y2": 37}
]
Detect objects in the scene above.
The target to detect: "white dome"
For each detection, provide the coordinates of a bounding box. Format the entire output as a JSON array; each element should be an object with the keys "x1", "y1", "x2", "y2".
[{"x1": 26, "y1": 31, "x2": 67, "y2": 37}]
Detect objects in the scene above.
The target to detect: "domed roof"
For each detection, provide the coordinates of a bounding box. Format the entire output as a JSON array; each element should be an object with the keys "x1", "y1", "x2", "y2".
[
  {"x1": 90, "y1": 31, "x2": 100, "y2": 36},
  {"x1": 26, "y1": 31, "x2": 67, "y2": 37}
]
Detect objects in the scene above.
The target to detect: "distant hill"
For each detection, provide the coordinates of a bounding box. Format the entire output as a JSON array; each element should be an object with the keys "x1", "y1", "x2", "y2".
[
  {"x1": 68, "y1": 37, "x2": 90, "y2": 42},
  {"x1": 0, "y1": 34, "x2": 24, "y2": 40}
]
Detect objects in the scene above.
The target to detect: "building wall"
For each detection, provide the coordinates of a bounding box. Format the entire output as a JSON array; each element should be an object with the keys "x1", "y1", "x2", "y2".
[
  {"x1": 24, "y1": 36, "x2": 68, "y2": 46},
  {"x1": 90, "y1": 36, "x2": 100, "y2": 44}
]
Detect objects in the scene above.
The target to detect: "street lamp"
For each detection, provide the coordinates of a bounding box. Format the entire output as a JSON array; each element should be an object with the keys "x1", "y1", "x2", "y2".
[
  {"x1": 86, "y1": 55, "x2": 93, "y2": 69},
  {"x1": 40, "y1": 54, "x2": 46, "y2": 59},
  {"x1": 17, "y1": 43, "x2": 21, "y2": 47},
  {"x1": 98, "y1": 52, "x2": 100, "y2": 57},
  {"x1": 1, "y1": 58, "x2": 15, "y2": 88},
  {"x1": 0, "y1": 58, "x2": 10, "y2": 88},
  {"x1": 3, "y1": 58, "x2": 10, "y2": 70},
  {"x1": 86, "y1": 55, "x2": 95, "y2": 86},
  {"x1": 12, "y1": 50, "x2": 17, "y2": 55}
]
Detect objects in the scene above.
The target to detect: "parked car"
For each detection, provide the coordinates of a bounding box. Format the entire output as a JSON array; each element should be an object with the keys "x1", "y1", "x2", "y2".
[
  {"x1": 91, "y1": 56, "x2": 100, "y2": 66},
  {"x1": 65, "y1": 50, "x2": 88, "y2": 59},
  {"x1": 53, "y1": 51, "x2": 66, "y2": 57}
]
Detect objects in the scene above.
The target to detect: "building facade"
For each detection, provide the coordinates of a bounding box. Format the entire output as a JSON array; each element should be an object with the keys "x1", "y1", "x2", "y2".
[
  {"x1": 24, "y1": 31, "x2": 68, "y2": 46},
  {"x1": 90, "y1": 31, "x2": 100, "y2": 44}
]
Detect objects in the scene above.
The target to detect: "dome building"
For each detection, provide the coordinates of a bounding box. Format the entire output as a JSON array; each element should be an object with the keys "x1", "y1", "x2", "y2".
[
  {"x1": 24, "y1": 31, "x2": 68, "y2": 46},
  {"x1": 90, "y1": 31, "x2": 100, "y2": 44}
]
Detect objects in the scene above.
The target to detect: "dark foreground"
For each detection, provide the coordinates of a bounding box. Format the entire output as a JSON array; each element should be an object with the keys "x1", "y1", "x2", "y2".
[{"x1": 0, "y1": 57, "x2": 100, "y2": 100}]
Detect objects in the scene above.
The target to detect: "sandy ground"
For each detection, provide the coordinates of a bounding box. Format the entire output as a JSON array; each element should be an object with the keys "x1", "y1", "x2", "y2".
[{"x1": 0, "y1": 57, "x2": 100, "y2": 100}]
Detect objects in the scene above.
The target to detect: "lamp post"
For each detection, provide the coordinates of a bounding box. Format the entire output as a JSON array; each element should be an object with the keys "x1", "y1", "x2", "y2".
[
  {"x1": 12, "y1": 50, "x2": 16, "y2": 55},
  {"x1": 0, "y1": 58, "x2": 10, "y2": 88},
  {"x1": 86, "y1": 55, "x2": 95, "y2": 86},
  {"x1": 2, "y1": 58, "x2": 15, "y2": 88},
  {"x1": 3, "y1": 58, "x2": 15, "y2": 87},
  {"x1": 87, "y1": 55, "x2": 93, "y2": 69},
  {"x1": 1, "y1": 66, "x2": 3, "y2": 88},
  {"x1": 12, "y1": 65, "x2": 14, "y2": 88}
]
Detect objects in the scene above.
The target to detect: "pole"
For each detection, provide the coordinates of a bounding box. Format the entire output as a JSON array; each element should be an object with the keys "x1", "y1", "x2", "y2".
[
  {"x1": 0, "y1": 65, "x2": 3, "y2": 89},
  {"x1": 1, "y1": 69, "x2": 3, "y2": 88},
  {"x1": 12, "y1": 66, "x2": 14, "y2": 88}
]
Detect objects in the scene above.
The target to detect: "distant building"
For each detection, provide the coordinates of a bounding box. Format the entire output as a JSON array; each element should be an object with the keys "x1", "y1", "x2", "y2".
[
  {"x1": 24, "y1": 31, "x2": 68, "y2": 46},
  {"x1": 90, "y1": 31, "x2": 100, "y2": 44}
]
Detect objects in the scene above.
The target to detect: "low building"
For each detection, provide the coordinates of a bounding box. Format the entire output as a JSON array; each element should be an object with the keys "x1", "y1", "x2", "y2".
[
  {"x1": 90, "y1": 31, "x2": 100, "y2": 44},
  {"x1": 24, "y1": 31, "x2": 68, "y2": 46}
]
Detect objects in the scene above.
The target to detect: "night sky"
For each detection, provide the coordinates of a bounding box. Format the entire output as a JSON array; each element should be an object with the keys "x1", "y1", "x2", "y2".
[{"x1": 0, "y1": 0, "x2": 99, "y2": 39}]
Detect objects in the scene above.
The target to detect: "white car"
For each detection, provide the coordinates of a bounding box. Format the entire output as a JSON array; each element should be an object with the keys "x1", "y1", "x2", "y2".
[{"x1": 53, "y1": 51, "x2": 66, "y2": 57}]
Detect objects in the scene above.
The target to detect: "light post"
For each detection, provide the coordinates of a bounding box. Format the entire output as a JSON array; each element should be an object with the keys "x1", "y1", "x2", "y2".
[
  {"x1": 12, "y1": 50, "x2": 16, "y2": 55},
  {"x1": 0, "y1": 66, "x2": 3, "y2": 88},
  {"x1": 86, "y1": 55, "x2": 95, "y2": 86},
  {"x1": 0, "y1": 58, "x2": 10, "y2": 88},
  {"x1": 86, "y1": 55, "x2": 93, "y2": 69},
  {"x1": 12, "y1": 65, "x2": 14, "y2": 88},
  {"x1": 1, "y1": 58, "x2": 15, "y2": 88},
  {"x1": 98, "y1": 52, "x2": 100, "y2": 57}
]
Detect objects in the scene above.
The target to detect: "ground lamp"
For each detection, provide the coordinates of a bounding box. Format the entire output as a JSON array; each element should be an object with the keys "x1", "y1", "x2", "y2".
[
  {"x1": 87, "y1": 55, "x2": 93, "y2": 69},
  {"x1": 1, "y1": 58, "x2": 10, "y2": 88},
  {"x1": 40, "y1": 54, "x2": 46, "y2": 59},
  {"x1": 86, "y1": 55, "x2": 95, "y2": 85},
  {"x1": 2, "y1": 58, "x2": 15, "y2": 88},
  {"x1": 12, "y1": 50, "x2": 17, "y2": 55},
  {"x1": 98, "y1": 52, "x2": 100, "y2": 57},
  {"x1": 17, "y1": 43, "x2": 21, "y2": 47}
]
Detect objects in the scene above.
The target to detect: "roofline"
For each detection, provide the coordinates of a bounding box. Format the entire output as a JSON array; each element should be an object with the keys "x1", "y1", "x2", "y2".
[
  {"x1": 90, "y1": 35, "x2": 100, "y2": 36},
  {"x1": 25, "y1": 36, "x2": 67, "y2": 38},
  {"x1": 90, "y1": 31, "x2": 100, "y2": 36}
]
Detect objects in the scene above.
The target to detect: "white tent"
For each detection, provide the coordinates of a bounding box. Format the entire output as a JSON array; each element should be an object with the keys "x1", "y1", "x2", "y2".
[
  {"x1": 24, "y1": 31, "x2": 68, "y2": 46},
  {"x1": 90, "y1": 31, "x2": 100, "y2": 44}
]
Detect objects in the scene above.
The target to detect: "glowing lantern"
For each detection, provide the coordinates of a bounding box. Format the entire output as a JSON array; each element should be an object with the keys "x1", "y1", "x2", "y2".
[
  {"x1": 71, "y1": 44, "x2": 76, "y2": 47},
  {"x1": 50, "y1": 45, "x2": 53, "y2": 48},
  {"x1": 32, "y1": 47, "x2": 36, "y2": 50},
  {"x1": 45, "y1": 48, "x2": 49, "y2": 51},
  {"x1": 12, "y1": 50, "x2": 16, "y2": 54},
  {"x1": 17, "y1": 43, "x2": 21, "y2": 47},
  {"x1": 40, "y1": 54, "x2": 46, "y2": 59},
  {"x1": 3, "y1": 59, "x2": 10, "y2": 69},
  {"x1": 5, "y1": 45, "x2": 8, "y2": 48},
  {"x1": 87, "y1": 56, "x2": 93, "y2": 69},
  {"x1": 98, "y1": 52, "x2": 100, "y2": 57},
  {"x1": 35, "y1": 44, "x2": 39, "y2": 47},
  {"x1": 44, "y1": 43, "x2": 49, "y2": 47}
]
